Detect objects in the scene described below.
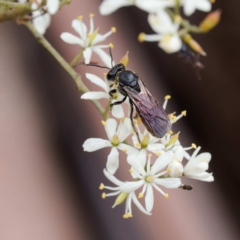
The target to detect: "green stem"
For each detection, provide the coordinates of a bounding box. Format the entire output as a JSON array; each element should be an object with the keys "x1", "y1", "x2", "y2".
[
  {"x1": 24, "y1": 21, "x2": 107, "y2": 120},
  {"x1": 0, "y1": 0, "x2": 31, "y2": 10},
  {"x1": 174, "y1": 0, "x2": 180, "y2": 15},
  {"x1": 70, "y1": 49, "x2": 84, "y2": 67},
  {"x1": 103, "y1": 100, "x2": 111, "y2": 120}
]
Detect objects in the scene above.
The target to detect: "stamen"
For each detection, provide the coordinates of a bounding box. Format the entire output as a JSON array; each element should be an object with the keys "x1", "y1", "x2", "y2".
[
  {"x1": 109, "y1": 43, "x2": 114, "y2": 49},
  {"x1": 120, "y1": 117, "x2": 125, "y2": 122},
  {"x1": 89, "y1": 13, "x2": 94, "y2": 18},
  {"x1": 156, "y1": 151, "x2": 161, "y2": 156},
  {"x1": 138, "y1": 193, "x2": 144, "y2": 198},
  {"x1": 102, "y1": 192, "x2": 106, "y2": 199},
  {"x1": 167, "y1": 130, "x2": 173, "y2": 135},
  {"x1": 111, "y1": 27, "x2": 117, "y2": 33},
  {"x1": 99, "y1": 183, "x2": 104, "y2": 190},
  {"x1": 123, "y1": 148, "x2": 128, "y2": 153},
  {"x1": 192, "y1": 143, "x2": 197, "y2": 149},
  {"x1": 165, "y1": 193, "x2": 169, "y2": 199},
  {"x1": 135, "y1": 143, "x2": 141, "y2": 148},
  {"x1": 129, "y1": 169, "x2": 134, "y2": 173},
  {"x1": 101, "y1": 120, "x2": 106, "y2": 126},
  {"x1": 138, "y1": 32, "x2": 145, "y2": 42},
  {"x1": 77, "y1": 15, "x2": 83, "y2": 20},
  {"x1": 164, "y1": 95, "x2": 171, "y2": 100},
  {"x1": 181, "y1": 110, "x2": 187, "y2": 116}
]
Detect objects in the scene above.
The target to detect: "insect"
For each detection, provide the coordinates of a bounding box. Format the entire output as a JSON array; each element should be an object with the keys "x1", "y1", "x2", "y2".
[{"x1": 87, "y1": 49, "x2": 171, "y2": 143}]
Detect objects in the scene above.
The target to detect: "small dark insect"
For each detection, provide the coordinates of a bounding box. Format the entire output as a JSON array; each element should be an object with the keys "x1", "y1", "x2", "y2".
[
  {"x1": 87, "y1": 49, "x2": 171, "y2": 143},
  {"x1": 179, "y1": 44, "x2": 205, "y2": 80},
  {"x1": 180, "y1": 184, "x2": 193, "y2": 191}
]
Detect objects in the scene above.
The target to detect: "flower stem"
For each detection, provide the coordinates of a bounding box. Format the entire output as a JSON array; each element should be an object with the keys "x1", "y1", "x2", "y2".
[
  {"x1": 70, "y1": 49, "x2": 84, "y2": 67},
  {"x1": 24, "y1": 21, "x2": 107, "y2": 120},
  {"x1": 0, "y1": 1, "x2": 31, "y2": 10}
]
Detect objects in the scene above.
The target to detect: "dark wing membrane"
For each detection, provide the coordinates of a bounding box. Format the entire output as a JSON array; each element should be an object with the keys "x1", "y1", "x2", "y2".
[{"x1": 123, "y1": 82, "x2": 171, "y2": 138}]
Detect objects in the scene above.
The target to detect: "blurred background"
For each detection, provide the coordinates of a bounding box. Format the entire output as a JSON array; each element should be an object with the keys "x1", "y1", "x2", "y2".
[{"x1": 0, "y1": 0, "x2": 240, "y2": 239}]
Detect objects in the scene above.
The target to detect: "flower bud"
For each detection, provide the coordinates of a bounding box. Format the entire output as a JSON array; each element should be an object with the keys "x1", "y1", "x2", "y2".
[
  {"x1": 120, "y1": 51, "x2": 129, "y2": 67},
  {"x1": 199, "y1": 10, "x2": 221, "y2": 32},
  {"x1": 112, "y1": 192, "x2": 128, "y2": 208},
  {"x1": 183, "y1": 34, "x2": 206, "y2": 56},
  {"x1": 167, "y1": 160, "x2": 183, "y2": 177}
]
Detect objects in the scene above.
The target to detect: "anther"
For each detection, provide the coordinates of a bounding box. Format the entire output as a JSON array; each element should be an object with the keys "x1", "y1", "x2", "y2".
[
  {"x1": 102, "y1": 192, "x2": 106, "y2": 199},
  {"x1": 165, "y1": 193, "x2": 169, "y2": 199},
  {"x1": 99, "y1": 183, "x2": 104, "y2": 190},
  {"x1": 109, "y1": 43, "x2": 114, "y2": 48},
  {"x1": 101, "y1": 120, "x2": 107, "y2": 125},
  {"x1": 164, "y1": 95, "x2": 171, "y2": 100},
  {"x1": 89, "y1": 13, "x2": 94, "y2": 18},
  {"x1": 191, "y1": 143, "x2": 197, "y2": 149},
  {"x1": 77, "y1": 15, "x2": 83, "y2": 20},
  {"x1": 138, "y1": 193, "x2": 144, "y2": 198},
  {"x1": 138, "y1": 32, "x2": 145, "y2": 42},
  {"x1": 181, "y1": 110, "x2": 187, "y2": 116},
  {"x1": 111, "y1": 27, "x2": 117, "y2": 33}
]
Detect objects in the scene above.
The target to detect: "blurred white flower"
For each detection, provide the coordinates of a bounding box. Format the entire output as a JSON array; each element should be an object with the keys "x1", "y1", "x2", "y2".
[
  {"x1": 83, "y1": 118, "x2": 138, "y2": 174},
  {"x1": 139, "y1": 11, "x2": 182, "y2": 53},
  {"x1": 60, "y1": 14, "x2": 116, "y2": 67},
  {"x1": 100, "y1": 169, "x2": 151, "y2": 217},
  {"x1": 182, "y1": 0, "x2": 212, "y2": 16},
  {"x1": 19, "y1": 0, "x2": 60, "y2": 34},
  {"x1": 127, "y1": 153, "x2": 181, "y2": 213},
  {"x1": 81, "y1": 73, "x2": 126, "y2": 118},
  {"x1": 99, "y1": 0, "x2": 175, "y2": 15},
  {"x1": 184, "y1": 146, "x2": 214, "y2": 181}
]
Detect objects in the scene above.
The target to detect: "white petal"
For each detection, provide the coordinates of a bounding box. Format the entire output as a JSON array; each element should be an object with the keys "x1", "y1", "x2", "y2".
[
  {"x1": 32, "y1": 12, "x2": 50, "y2": 35},
  {"x1": 60, "y1": 33, "x2": 84, "y2": 46},
  {"x1": 120, "y1": 180, "x2": 144, "y2": 193},
  {"x1": 72, "y1": 19, "x2": 87, "y2": 43},
  {"x1": 173, "y1": 146, "x2": 184, "y2": 162},
  {"x1": 83, "y1": 48, "x2": 93, "y2": 64},
  {"x1": 136, "y1": 0, "x2": 174, "y2": 13},
  {"x1": 106, "y1": 147, "x2": 119, "y2": 174},
  {"x1": 138, "y1": 149, "x2": 147, "y2": 167},
  {"x1": 145, "y1": 184, "x2": 154, "y2": 212},
  {"x1": 154, "y1": 178, "x2": 181, "y2": 188},
  {"x1": 99, "y1": 0, "x2": 134, "y2": 15},
  {"x1": 85, "y1": 73, "x2": 109, "y2": 92},
  {"x1": 127, "y1": 154, "x2": 146, "y2": 176},
  {"x1": 103, "y1": 169, "x2": 123, "y2": 185},
  {"x1": 183, "y1": 0, "x2": 195, "y2": 16},
  {"x1": 132, "y1": 192, "x2": 151, "y2": 215},
  {"x1": 111, "y1": 104, "x2": 125, "y2": 119},
  {"x1": 150, "y1": 151, "x2": 173, "y2": 175},
  {"x1": 81, "y1": 91, "x2": 109, "y2": 100},
  {"x1": 105, "y1": 118, "x2": 117, "y2": 141},
  {"x1": 118, "y1": 143, "x2": 139, "y2": 155},
  {"x1": 46, "y1": 0, "x2": 59, "y2": 14},
  {"x1": 83, "y1": 138, "x2": 111, "y2": 151},
  {"x1": 117, "y1": 118, "x2": 132, "y2": 142},
  {"x1": 159, "y1": 34, "x2": 182, "y2": 53},
  {"x1": 92, "y1": 47, "x2": 112, "y2": 68},
  {"x1": 186, "y1": 172, "x2": 214, "y2": 182},
  {"x1": 147, "y1": 143, "x2": 165, "y2": 153},
  {"x1": 197, "y1": 0, "x2": 211, "y2": 12}
]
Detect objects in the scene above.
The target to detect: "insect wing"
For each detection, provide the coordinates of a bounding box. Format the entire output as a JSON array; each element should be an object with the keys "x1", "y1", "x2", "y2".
[{"x1": 123, "y1": 80, "x2": 171, "y2": 138}]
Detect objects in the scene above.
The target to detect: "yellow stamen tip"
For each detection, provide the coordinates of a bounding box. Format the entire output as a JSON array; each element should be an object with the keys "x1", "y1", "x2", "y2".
[
  {"x1": 164, "y1": 95, "x2": 171, "y2": 100},
  {"x1": 138, "y1": 32, "x2": 145, "y2": 42},
  {"x1": 123, "y1": 214, "x2": 129, "y2": 219},
  {"x1": 123, "y1": 148, "x2": 127, "y2": 153},
  {"x1": 156, "y1": 151, "x2": 161, "y2": 156},
  {"x1": 101, "y1": 120, "x2": 107, "y2": 126},
  {"x1": 99, "y1": 183, "x2": 104, "y2": 190},
  {"x1": 138, "y1": 193, "x2": 144, "y2": 198},
  {"x1": 167, "y1": 130, "x2": 173, "y2": 135},
  {"x1": 172, "y1": 116, "x2": 177, "y2": 122},
  {"x1": 102, "y1": 192, "x2": 106, "y2": 199},
  {"x1": 129, "y1": 169, "x2": 134, "y2": 173},
  {"x1": 166, "y1": 168, "x2": 170, "y2": 173},
  {"x1": 89, "y1": 13, "x2": 94, "y2": 18},
  {"x1": 135, "y1": 143, "x2": 141, "y2": 148},
  {"x1": 111, "y1": 27, "x2": 117, "y2": 33},
  {"x1": 181, "y1": 110, "x2": 187, "y2": 116},
  {"x1": 109, "y1": 43, "x2": 114, "y2": 49},
  {"x1": 148, "y1": 153, "x2": 152, "y2": 157},
  {"x1": 77, "y1": 15, "x2": 83, "y2": 20},
  {"x1": 120, "y1": 117, "x2": 125, "y2": 122},
  {"x1": 192, "y1": 143, "x2": 197, "y2": 149},
  {"x1": 127, "y1": 212, "x2": 133, "y2": 218},
  {"x1": 165, "y1": 193, "x2": 169, "y2": 199}
]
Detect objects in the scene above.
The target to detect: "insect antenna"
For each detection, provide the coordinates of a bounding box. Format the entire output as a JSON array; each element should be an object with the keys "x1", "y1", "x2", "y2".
[
  {"x1": 86, "y1": 63, "x2": 110, "y2": 70},
  {"x1": 109, "y1": 47, "x2": 114, "y2": 68}
]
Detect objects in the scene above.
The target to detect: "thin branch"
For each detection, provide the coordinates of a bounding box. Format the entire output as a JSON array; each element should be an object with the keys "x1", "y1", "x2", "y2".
[{"x1": 24, "y1": 21, "x2": 107, "y2": 120}]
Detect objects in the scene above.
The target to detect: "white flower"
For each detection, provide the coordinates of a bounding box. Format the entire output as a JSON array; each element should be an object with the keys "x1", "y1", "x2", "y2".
[
  {"x1": 139, "y1": 11, "x2": 182, "y2": 53},
  {"x1": 99, "y1": 0, "x2": 175, "y2": 15},
  {"x1": 126, "y1": 153, "x2": 181, "y2": 212},
  {"x1": 20, "y1": 0, "x2": 60, "y2": 34},
  {"x1": 83, "y1": 118, "x2": 138, "y2": 174},
  {"x1": 184, "y1": 146, "x2": 214, "y2": 182},
  {"x1": 100, "y1": 169, "x2": 151, "y2": 217},
  {"x1": 81, "y1": 73, "x2": 126, "y2": 119},
  {"x1": 167, "y1": 146, "x2": 184, "y2": 177},
  {"x1": 60, "y1": 15, "x2": 116, "y2": 67},
  {"x1": 182, "y1": 0, "x2": 212, "y2": 16}
]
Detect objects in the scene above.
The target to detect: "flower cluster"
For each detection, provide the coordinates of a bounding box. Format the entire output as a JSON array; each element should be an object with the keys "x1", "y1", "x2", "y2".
[
  {"x1": 82, "y1": 69, "x2": 214, "y2": 218},
  {"x1": 99, "y1": 0, "x2": 221, "y2": 57},
  {"x1": 18, "y1": 0, "x2": 60, "y2": 34}
]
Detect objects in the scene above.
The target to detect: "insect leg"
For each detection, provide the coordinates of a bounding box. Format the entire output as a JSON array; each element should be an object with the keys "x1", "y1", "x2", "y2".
[
  {"x1": 109, "y1": 89, "x2": 117, "y2": 99},
  {"x1": 109, "y1": 96, "x2": 127, "y2": 109},
  {"x1": 130, "y1": 100, "x2": 141, "y2": 144}
]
